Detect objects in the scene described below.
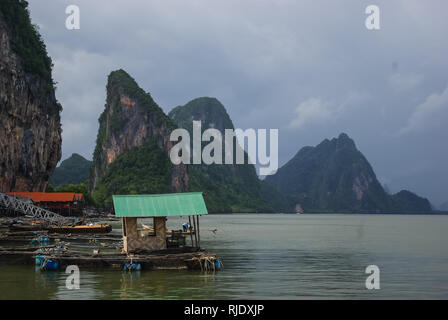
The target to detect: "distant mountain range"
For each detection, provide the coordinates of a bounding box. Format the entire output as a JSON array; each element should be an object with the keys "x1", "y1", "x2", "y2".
[
  {"x1": 169, "y1": 97, "x2": 272, "y2": 213},
  {"x1": 84, "y1": 70, "x2": 270, "y2": 212},
  {"x1": 49, "y1": 153, "x2": 92, "y2": 187},
  {"x1": 48, "y1": 70, "x2": 432, "y2": 214},
  {"x1": 1, "y1": 2, "x2": 434, "y2": 215},
  {"x1": 263, "y1": 133, "x2": 432, "y2": 213}
]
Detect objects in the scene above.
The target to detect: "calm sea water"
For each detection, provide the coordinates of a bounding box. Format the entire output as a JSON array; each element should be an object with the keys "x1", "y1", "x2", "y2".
[{"x1": 0, "y1": 214, "x2": 447, "y2": 299}]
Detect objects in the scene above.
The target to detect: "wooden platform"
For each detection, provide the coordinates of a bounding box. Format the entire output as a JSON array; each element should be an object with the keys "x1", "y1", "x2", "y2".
[
  {"x1": 0, "y1": 245, "x2": 216, "y2": 271},
  {"x1": 0, "y1": 223, "x2": 220, "y2": 271}
]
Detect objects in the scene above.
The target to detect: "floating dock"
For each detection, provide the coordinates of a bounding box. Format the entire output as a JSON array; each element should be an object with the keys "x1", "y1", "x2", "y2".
[
  {"x1": 0, "y1": 223, "x2": 221, "y2": 272},
  {"x1": 0, "y1": 192, "x2": 222, "y2": 272},
  {"x1": 0, "y1": 245, "x2": 219, "y2": 271}
]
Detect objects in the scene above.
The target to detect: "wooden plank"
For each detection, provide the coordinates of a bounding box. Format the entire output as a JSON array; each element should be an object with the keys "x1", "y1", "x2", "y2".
[
  {"x1": 188, "y1": 216, "x2": 194, "y2": 246},
  {"x1": 192, "y1": 215, "x2": 198, "y2": 249},
  {"x1": 197, "y1": 215, "x2": 201, "y2": 248}
]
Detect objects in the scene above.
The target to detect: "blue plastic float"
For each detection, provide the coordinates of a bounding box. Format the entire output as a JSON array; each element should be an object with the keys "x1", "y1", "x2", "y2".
[
  {"x1": 123, "y1": 262, "x2": 142, "y2": 271},
  {"x1": 40, "y1": 259, "x2": 59, "y2": 271}
]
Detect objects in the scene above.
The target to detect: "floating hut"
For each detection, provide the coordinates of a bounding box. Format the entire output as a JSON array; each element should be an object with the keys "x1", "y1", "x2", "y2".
[
  {"x1": 0, "y1": 192, "x2": 220, "y2": 271},
  {"x1": 113, "y1": 192, "x2": 207, "y2": 254}
]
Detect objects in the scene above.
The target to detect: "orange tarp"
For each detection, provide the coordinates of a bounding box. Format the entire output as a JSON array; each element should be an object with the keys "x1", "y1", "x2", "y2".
[{"x1": 7, "y1": 192, "x2": 83, "y2": 203}]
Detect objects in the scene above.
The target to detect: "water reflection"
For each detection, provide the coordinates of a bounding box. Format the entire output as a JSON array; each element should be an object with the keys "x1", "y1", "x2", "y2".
[{"x1": 1, "y1": 214, "x2": 448, "y2": 299}]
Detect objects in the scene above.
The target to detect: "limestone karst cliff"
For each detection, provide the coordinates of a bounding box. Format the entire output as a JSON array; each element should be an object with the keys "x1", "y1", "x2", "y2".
[
  {"x1": 0, "y1": 1, "x2": 62, "y2": 192},
  {"x1": 264, "y1": 133, "x2": 432, "y2": 213},
  {"x1": 89, "y1": 69, "x2": 188, "y2": 204},
  {"x1": 169, "y1": 97, "x2": 273, "y2": 213}
]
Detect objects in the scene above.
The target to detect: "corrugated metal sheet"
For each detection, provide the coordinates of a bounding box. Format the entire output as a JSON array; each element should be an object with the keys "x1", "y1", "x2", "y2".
[
  {"x1": 113, "y1": 192, "x2": 208, "y2": 217},
  {"x1": 7, "y1": 192, "x2": 79, "y2": 203}
]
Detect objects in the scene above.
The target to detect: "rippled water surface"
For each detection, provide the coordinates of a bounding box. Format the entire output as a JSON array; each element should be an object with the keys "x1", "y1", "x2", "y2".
[{"x1": 1, "y1": 214, "x2": 447, "y2": 299}]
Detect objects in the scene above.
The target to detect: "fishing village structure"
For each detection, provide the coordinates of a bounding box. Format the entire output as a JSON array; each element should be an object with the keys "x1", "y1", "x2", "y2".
[
  {"x1": 6, "y1": 192, "x2": 84, "y2": 216},
  {"x1": 113, "y1": 192, "x2": 207, "y2": 253},
  {"x1": 0, "y1": 191, "x2": 221, "y2": 272}
]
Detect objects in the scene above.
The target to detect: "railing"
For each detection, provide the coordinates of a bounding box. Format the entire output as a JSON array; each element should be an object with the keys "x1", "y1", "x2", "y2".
[{"x1": 0, "y1": 192, "x2": 67, "y2": 225}]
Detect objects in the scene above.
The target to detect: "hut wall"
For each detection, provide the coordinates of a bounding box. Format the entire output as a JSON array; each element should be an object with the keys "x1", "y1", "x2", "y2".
[{"x1": 123, "y1": 217, "x2": 167, "y2": 253}]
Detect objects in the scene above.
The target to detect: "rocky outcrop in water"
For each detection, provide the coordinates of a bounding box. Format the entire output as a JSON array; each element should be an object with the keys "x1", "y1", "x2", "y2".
[
  {"x1": 89, "y1": 70, "x2": 188, "y2": 204},
  {"x1": 264, "y1": 133, "x2": 431, "y2": 213},
  {"x1": 0, "y1": 1, "x2": 62, "y2": 192},
  {"x1": 169, "y1": 97, "x2": 273, "y2": 213},
  {"x1": 390, "y1": 190, "x2": 431, "y2": 214}
]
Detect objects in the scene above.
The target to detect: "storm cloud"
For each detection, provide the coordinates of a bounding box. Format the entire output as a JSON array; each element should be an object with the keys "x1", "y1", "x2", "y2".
[{"x1": 27, "y1": 0, "x2": 448, "y2": 205}]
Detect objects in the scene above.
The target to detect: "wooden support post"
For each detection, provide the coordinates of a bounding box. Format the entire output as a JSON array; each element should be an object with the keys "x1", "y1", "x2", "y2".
[
  {"x1": 188, "y1": 216, "x2": 194, "y2": 247},
  {"x1": 192, "y1": 215, "x2": 198, "y2": 249},
  {"x1": 197, "y1": 215, "x2": 200, "y2": 248}
]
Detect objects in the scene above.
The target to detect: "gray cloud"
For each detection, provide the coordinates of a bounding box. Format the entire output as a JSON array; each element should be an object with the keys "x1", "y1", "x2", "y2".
[
  {"x1": 399, "y1": 85, "x2": 448, "y2": 135},
  {"x1": 27, "y1": 0, "x2": 448, "y2": 205}
]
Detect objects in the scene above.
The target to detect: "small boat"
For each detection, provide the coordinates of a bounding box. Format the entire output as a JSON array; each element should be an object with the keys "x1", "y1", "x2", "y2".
[{"x1": 47, "y1": 224, "x2": 112, "y2": 234}]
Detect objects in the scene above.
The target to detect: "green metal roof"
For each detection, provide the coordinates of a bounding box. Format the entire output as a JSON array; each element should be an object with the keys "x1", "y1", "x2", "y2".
[{"x1": 112, "y1": 192, "x2": 208, "y2": 217}]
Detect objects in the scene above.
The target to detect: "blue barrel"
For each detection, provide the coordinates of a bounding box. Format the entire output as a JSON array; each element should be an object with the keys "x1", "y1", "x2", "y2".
[
  {"x1": 40, "y1": 259, "x2": 59, "y2": 271},
  {"x1": 215, "y1": 258, "x2": 223, "y2": 270},
  {"x1": 35, "y1": 255, "x2": 45, "y2": 265},
  {"x1": 123, "y1": 263, "x2": 142, "y2": 271}
]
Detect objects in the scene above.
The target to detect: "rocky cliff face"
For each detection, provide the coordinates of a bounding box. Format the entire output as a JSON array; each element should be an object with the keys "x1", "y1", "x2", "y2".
[
  {"x1": 265, "y1": 133, "x2": 392, "y2": 213},
  {"x1": 390, "y1": 190, "x2": 432, "y2": 213},
  {"x1": 169, "y1": 97, "x2": 273, "y2": 213},
  {"x1": 264, "y1": 133, "x2": 431, "y2": 213},
  {"x1": 169, "y1": 97, "x2": 235, "y2": 135},
  {"x1": 0, "y1": 2, "x2": 62, "y2": 192},
  {"x1": 89, "y1": 70, "x2": 188, "y2": 204}
]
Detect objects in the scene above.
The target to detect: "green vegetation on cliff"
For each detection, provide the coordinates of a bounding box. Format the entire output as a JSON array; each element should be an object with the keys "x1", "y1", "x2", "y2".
[
  {"x1": 169, "y1": 97, "x2": 273, "y2": 213},
  {"x1": 169, "y1": 97, "x2": 234, "y2": 133},
  {"x1": 0, "y1": 0, "x2": 54, "y2": 88},
  {"x1": 107, "y1": 69, "x2": 174, "y2": 129},
  {"x1": 390, "y1": 190, "x2": 432, "y2": 213},
  {"x1": 50, "y1": 153, "x2": 92, "y2": 187},
  {"x1": 264, "y1": 133, "x2": 432, "y2": 213},
  {"x1": 93, "y1": 138, "x2": 173, "y2": 206},
  {"x1": 89, "y1": 70, "x2": 187, "y2": 207},
  {"x1": 90, "y1": 70, "x2": 176, "y2": 189}
]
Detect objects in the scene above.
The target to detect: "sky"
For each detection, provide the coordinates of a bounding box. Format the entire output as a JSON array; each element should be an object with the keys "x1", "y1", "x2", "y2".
[{"x1": 27, "y1": 0, "x2": 448, "y2": 206}]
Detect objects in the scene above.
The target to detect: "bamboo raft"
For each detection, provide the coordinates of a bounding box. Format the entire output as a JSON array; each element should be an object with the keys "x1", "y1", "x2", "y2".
[
  {"x1": 0, "y1": 226, "x2": 221, "y2": 271},
  {"x1": 0, "y1": 245, "x2": 218, "y2": 271}
]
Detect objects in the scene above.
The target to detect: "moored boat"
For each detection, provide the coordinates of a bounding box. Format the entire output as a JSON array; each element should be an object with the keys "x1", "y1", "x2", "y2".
[{"x1": 46, "y1": 224, "x2": 112, "y2": 234}]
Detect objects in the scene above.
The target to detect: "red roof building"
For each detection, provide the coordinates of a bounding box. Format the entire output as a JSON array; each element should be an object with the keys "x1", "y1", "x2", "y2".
[{"x1": 7, "y1": 192, "x2": 83, "y2": 203}]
